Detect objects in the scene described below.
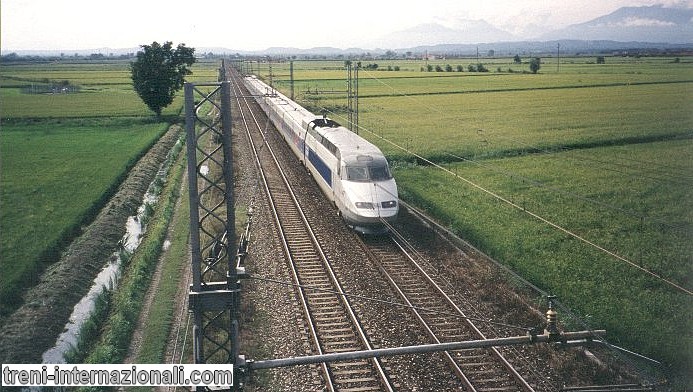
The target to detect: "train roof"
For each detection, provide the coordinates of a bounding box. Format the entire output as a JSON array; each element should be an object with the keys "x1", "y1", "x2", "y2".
[
  {"x1": 245, "y1": 75, "x2": 389, "y2": 166},
  {"x1": 309, "y1": 120, "x2": 387, "y2": 165}
]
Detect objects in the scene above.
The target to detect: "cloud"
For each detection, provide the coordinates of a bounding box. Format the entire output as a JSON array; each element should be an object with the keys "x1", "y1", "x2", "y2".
[{"x1": 615, "y1": 17, "x2": 677, "y2": 27}]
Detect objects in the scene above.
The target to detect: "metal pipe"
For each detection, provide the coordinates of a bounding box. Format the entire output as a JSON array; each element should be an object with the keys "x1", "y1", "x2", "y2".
[{"x1": 248, "y1": 330, "x2": 605, "y2": 370}]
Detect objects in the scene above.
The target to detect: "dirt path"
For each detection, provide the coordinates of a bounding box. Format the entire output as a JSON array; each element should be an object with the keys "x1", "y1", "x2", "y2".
[
  {"x1": 124, "y1": 168, "x2": 191, "y2": 364},
  {"x1": 0, "y1": 126, "x2": 181, "y2": 364}
]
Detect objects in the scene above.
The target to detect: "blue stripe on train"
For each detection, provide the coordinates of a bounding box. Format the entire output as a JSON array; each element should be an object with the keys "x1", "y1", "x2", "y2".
[{"x1": 308, "y1": 148, "x2": 332, "y2": 187}]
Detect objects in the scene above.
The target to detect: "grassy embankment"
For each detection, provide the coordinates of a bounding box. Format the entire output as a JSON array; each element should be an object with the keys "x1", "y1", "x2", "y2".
[
  {"x1": 0, "y1": 58, "x2": 216, "y2": 332},
  {"x1": 261, "y1": 57, "x2": 693, "y2": 373}
]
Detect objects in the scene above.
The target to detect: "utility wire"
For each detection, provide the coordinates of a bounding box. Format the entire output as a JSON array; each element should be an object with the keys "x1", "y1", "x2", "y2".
[
  {"x1": 312, "y1": 73, "x2": 692, "y2": 296},
  {"x1": 444, "y1": 151, "x2": 688, "y2": 232},
  {"x1": 361, "y1": 68, "x2": 692, "y2": 186}
]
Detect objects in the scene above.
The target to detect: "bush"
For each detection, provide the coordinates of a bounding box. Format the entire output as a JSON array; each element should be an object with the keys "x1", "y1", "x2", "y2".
[{"x1": 529, "y1": 57, "x2": 541, "y2": 74}]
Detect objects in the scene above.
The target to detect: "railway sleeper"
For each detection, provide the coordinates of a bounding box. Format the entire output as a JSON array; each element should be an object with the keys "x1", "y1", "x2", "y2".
[
  {"x1": 307, "y1": 292, "x2": 338, "y2": 300},
  {"x1": 331, "y1": 360, "x2": 371, "y2": 367},
  {"x1": 335, "y1": 386, "x2": 382, "y2": 392},
  {"x1": 474, "y1": 387, "x2": 518, "y2": 392},
  {"x1": 315, "y1": 316, "x2": 349, "y2": 325},
  {"x1": 332, "y1": 368, "x2": 373, "y2": 377},
  {"x1": 313, "y1": 309, "x2": 345, "y2": 316},
  {"x1": 319, "y1": 332, "x2": 354, "y2": 339},
  {"x1": 324, "y1": 345, "x2": 361, "y2": 353},
  {"x1": 320, "y1": 327, "x2": 354, "y2": 334},
  {"x1": 299, "y1": 268, "x2": 328, "y2": 275},
  {"x1": 334, "y1": 375, "x2": 378, "y2": 384},
  {"x1": 309, "y1": 297, "x2": 341, "y2": 306},
  {"x1": 457, "y1": 361, "x2": 494, "y2": 368},
  {"x1": 474, "y1": 376, "x2": 513, "y2": 384}
]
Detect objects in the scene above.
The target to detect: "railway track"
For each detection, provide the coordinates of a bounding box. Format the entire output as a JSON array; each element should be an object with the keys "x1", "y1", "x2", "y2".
[
  {"x1": 229, "y1": 69, "x2": 394, "y2": 392},
  {"x1": 228, "y1": 67, "x2": 540, "y2": 390},
  {"x1": 219, "y1": 62, "x2": 652, "y2": 391},
  {"x1": 361, "y1": 223, "x2": 536, "y2": 392}
]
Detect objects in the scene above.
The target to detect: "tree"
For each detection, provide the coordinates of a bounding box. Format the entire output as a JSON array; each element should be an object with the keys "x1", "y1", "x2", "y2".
[
  {"x1": 513, "y1": 54, "x2": 522, "y2": 64},
  {"x1": 131, "y1": 41, "x2": 196, "y2": 116},
  {"x1": 596, "y1": 56, "x2": 606, "y2": 64},
  {"x1": 529, "y1": 57, "x2": 541, "y2": 74}
]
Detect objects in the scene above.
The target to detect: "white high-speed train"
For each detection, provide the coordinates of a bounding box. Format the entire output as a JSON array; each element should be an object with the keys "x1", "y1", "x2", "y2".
[{"x1": 244, "y1": 75, "x2": 398, "y2": 234}]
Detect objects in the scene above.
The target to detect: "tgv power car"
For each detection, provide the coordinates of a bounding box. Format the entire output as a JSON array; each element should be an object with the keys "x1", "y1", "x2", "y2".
[{"x1": 244, "y1": 75, "x2": 398, "y2": 234}]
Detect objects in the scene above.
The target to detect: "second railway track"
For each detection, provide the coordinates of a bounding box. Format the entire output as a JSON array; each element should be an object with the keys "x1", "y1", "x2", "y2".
[{"x1": 362, "y1": 227, "x2": 535, "y2": 392}]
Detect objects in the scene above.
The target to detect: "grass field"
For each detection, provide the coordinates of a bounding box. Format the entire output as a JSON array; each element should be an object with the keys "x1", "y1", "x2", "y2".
[
  {"x1": 259, "y1": 56, "x2": 693, "y2": 371},
  {"x1": 0, "y1": 58, "x2": 220, "y2": 320}
]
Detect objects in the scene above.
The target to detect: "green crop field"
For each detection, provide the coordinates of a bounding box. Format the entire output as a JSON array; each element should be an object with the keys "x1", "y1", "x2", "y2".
[
  {"x1": 258, "y1": 56, "x2": 693, "y2": 372},
  {"x1": 0, "y1": 57, "x2": 220, "y2": 320}
]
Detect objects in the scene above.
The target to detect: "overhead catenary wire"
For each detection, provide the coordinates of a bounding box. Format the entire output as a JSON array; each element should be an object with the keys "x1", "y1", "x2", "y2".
[
  {"x1": 444, "y1": 151, "x2": 688, "y2": 232},
  {"x1": 310, "y1": 70, "x2": 692, "y2": 296}
]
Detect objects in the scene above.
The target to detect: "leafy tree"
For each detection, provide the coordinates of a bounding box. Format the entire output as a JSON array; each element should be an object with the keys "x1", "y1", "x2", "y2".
[
  {"x1": 513, "y1": 54, "x2": 522, "y2": 64},
  {"x1": 131, "y1": 41, "x2": 196, "y2": 117},
  {"x1": 529, "y1": 57, "x2": 541, "y2": 74},
  {"x1": 596, "y1": 56, "x2": 606, "y2": 64},
  {"x1": 445, "y1": 64, "x2": 453, "y2": 72}
]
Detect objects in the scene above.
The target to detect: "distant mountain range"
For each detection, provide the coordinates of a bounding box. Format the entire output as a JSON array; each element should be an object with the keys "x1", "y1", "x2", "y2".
[
  {"x1": 371, "y1": 5, "x2": 692, "y2": 50},
  {"x1": 370, "y1": 21, "x2": 515, "y2": 48},
  {"x1": 540, "y1": 5, "x2": 693, "y2": 43},
  {"x1": 3, "y1": 5, "x2": 691, "y2": 57}
]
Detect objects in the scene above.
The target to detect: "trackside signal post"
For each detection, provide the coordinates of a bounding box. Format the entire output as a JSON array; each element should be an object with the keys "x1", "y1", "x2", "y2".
[{"x1": 184, "y1": 80, "x2": 245, "y2": 387}]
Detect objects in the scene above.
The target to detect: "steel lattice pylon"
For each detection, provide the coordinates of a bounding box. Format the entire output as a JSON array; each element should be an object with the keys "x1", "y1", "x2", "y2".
[{"x1": 184, "y1": 81, "x2": 241, "y2": 374}]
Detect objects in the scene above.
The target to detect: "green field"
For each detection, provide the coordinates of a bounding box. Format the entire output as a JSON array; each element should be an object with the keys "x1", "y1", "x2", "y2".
[
  {"x1": 258, "y1": 56, "x2": 693, "y2": 372},
  {"x1": 0, "y1": 58, "x2": 220, "y2": 320}
]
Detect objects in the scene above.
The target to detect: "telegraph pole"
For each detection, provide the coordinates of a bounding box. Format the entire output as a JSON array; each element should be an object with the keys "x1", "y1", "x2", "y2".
[
  {"x1": 346, "y1": 61, "x2": 359, "y2": 134},
  {"x1": 290, "y1": 60, "x2": 294, "y2": 101}
]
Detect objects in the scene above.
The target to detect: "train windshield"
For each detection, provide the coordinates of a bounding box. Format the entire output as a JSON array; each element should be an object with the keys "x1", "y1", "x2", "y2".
[{"x1": 346, "y1": 164, "x2": 392, "y2": 181}]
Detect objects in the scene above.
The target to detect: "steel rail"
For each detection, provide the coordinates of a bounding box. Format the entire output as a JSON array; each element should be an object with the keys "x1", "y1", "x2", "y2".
[
  {"x1": 230, "y1": 73, "x2": 337, "y2": 390},
  {"x1": 388, "y1": 226, "x2": 535, "y2": 392},
  {"x1": 360, "y1": 225, "x2": 534, "y2": 392}
]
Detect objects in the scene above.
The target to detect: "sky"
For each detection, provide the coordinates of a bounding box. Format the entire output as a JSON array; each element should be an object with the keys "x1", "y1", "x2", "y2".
[{"x1": 1, "y1": 0, "x2": 690, "y2": 52}]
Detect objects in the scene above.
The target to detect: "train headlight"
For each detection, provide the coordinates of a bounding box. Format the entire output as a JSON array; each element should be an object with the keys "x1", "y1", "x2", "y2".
[
  {"x1": 355, "y1": 202, "x2": 374, "y2": 209},
  {"x1": 381, "y1": 200, "x2": 397, "y2": 209}
]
